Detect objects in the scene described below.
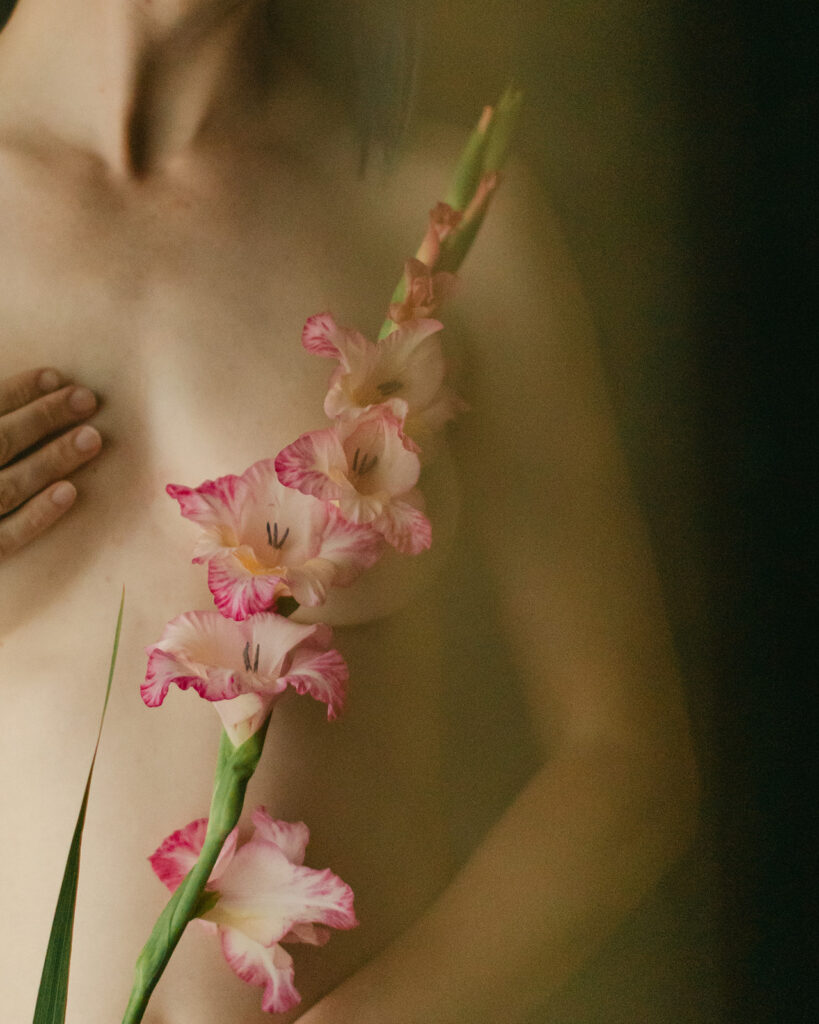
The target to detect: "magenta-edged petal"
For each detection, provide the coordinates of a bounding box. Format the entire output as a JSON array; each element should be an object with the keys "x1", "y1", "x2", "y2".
[
  {"x1": 274, "y1": 429, "x2": 346, "y2": 503},
  {"x1": 209, "y1": 839, "x2": 357, "y2": 944},
  {"x1": 220, "y1": 930, "x2": 301, "y2": 1014},
  {"x1": 142, "y1": 648, "x2": 239, "y2": 708},
  {"x1": 208, "y1": 557, "x2": 282, "y2": 621},
  {"x1": 149, "y1": 818, "x2": 208, "y2": 892},
  {"x1": 319, "y1": 508, "x2": 383, "y2": 584},
  {"x1": 166, "y1": 475, "x2": 245, "y2": 526},
  {"x1": 143, "y1": 612, "x2": 244, "y2": 708},
  {"x1": 149, "y1": 819, "x2": 239, "y2": 893},
  {"x1": 375, "y1": 499, "x2": 432, "y2": 555},
  {"x1": 250, "y1": 809, "x2": 309, "y2": 865},
  {"x1": 282, "y1": 644, "x2": 348, "y2": 721},
  {"x1": 302, "y1": 312, "x2": 370, "y2": 369},
  {"x1": 301, "y1": 312, "x2": 342, "y2": 358}
]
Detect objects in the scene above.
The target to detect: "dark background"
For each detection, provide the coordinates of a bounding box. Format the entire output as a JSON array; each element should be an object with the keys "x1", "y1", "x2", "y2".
[{"x1": 2, "y1": 1, "x2": 812, "y2": 1020}]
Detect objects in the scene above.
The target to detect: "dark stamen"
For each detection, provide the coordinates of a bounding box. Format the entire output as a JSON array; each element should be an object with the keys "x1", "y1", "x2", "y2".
[
  {"x1": 253, "y1": 644, "x2": 260, "y2": 673},
  {"x1": 358, "y1": 453, "x2": 378, "y2": 476},
  {"x1": 242, "y1": 641, "x2": 251, "y2": 672},
  {"x1": 270, "y1": 522, "x2": 289, "y2": 549},
  {"x1": 377, "y1": 379, "x2": 402, "y2": 396},
  {"x1": 266, "y1": 521, "x2": 273, "y2": 546},
  {"x1": 352, "y1": 448, "x2": 360, "y2": 472}
]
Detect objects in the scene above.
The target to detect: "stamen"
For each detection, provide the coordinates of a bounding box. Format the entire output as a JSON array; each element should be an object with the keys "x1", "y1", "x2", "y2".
[
  {"x1": 266, "y1": 521, "x2": 273, "y2": 546},
  {"x1": 358, "y1": 453, "x2": 378, "y2": 476},
  {"x1": 242, "y1": 641, "x2": 251, "y2": 672},
  {"x1": 352, "y1": 448, "x2": 360, "y2": 472},
  {"x1": 377, "y1": 379, "x2": 402, "y2": 396},
  {"x1": 270, "y1": 522, "x2": 289, "y2": 549},
  {"x1": 253, "y1": 644, "x2": 260, "y2": 673}
]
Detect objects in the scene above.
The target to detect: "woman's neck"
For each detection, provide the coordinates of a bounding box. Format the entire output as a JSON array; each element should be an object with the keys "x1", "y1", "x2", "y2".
[{"x1": 0, "y1": 0, "x2": 272, "y2": 175}]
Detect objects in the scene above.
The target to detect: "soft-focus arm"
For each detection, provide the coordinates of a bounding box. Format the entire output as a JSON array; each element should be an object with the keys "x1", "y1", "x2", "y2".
[{"x1": 297, "y1": 178, "x2": 699, "y2": 1024}]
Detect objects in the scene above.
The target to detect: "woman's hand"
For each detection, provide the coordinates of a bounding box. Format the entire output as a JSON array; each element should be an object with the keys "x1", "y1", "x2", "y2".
[{"x1": 0, "y1": 367, "x2": 102, "y2": 560}]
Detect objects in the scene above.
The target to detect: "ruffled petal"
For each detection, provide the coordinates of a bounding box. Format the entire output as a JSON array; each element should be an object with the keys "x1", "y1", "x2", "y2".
[
  {"x1": 274, "y1": 429, "x2": 346, "y2": 503},
  {"x1": 142, "y1": 609, "x2": 252, "y2": 706},
  {"x1": 219, "y1": 930, "x2": 301, "y2": 1014},
  {"x1": 301, "y1": 312, "x2": 343, "y2": 358},
  {"x1": 375, "y1": 498, "x2": 432, "y2": 555},
  {"x1": 302, "y1": 313, "x2": 371, "y2": 377},
  {"x1": 167, "y1": 475, "x2": 245, "y2": 524},
  {"x1": 250, "y1": 808, "x2": 309, "y2": 865},
  {"x1": 317, "y1": 507, "x2": 383, "y2": 583},
  {"x1": 149, "y1": 819, "x2": 239, "y2": 893},
  {"x1": 207, "y1": 557, "x2": 282, "y2": 621},
  {"x1": 149, "y1": 818, "x2": 208, "y2": 892},
  {"x1": 142, "y1": 648, "x2": 239, "y2": 707},
  {"x1": 282, "y1": 638, "x2": 348, "y2": 720}
]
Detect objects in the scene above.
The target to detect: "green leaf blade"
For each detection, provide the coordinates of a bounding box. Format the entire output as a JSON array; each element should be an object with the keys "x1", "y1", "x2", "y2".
[{"x1": 32, "y1": 589, "x2": 125, "y2": 1024}]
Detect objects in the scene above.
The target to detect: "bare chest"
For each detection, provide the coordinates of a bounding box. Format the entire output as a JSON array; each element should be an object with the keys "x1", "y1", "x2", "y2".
[
  {"x1": 0, "y1": 145, "x2": 412, "y2": 619},
  {"x1": 0, "y1": 152, "x2": 458, "y2": 1021}
]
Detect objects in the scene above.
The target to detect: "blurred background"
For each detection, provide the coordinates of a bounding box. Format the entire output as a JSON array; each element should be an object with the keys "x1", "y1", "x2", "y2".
[
  {"x1": 2, "y1": 1, "x2": 811, "y2": 1020},
  {"x1": 406, "y1": 5, "x2": 812, "y2": 1022}
]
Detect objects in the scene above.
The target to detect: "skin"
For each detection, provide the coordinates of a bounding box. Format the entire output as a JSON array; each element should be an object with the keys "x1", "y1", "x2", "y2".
[{"x1": 0, "y1": 2, "x2": 698, "y2": 1023}]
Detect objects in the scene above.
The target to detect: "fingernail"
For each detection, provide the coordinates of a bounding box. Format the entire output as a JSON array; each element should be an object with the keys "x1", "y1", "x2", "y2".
[
  {"x1": 51, "y1": 481, "x2": 77, "y2": 507},
  {"x1": 69, "y1": 386, "x2": 97, "y2": 414},
  {"x1": 38, "y1": 369, "x2": 61, "y2": 393},
  {"x1": 74, "y1": 425, "x2": 102, "y2": 453}
]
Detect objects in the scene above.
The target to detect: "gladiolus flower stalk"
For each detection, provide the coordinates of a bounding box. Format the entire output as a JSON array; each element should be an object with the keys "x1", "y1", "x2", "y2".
[{"x1": 121, "y1": 722, "x2": 270, "y2": 1024}]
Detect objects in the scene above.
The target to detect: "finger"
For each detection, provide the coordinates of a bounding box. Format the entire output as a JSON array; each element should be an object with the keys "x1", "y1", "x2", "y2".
[
  {"x1": 0, "y1": 385, "x2": 97, "y2": 466},
  {"x1": 0, "y1": 424, "x2": 102, "y2": 517},
  {"x1": 0, "y1": 367, "x2": 64, "y2": 417},
  {"x1": 0, "y1": 480, "x2": 77, "y2": 560}
]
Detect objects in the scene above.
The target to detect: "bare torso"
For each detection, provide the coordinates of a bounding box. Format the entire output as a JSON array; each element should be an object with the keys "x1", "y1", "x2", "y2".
[{"x1": 0, "y1": 67, "x2": 479, "y2": 1023}]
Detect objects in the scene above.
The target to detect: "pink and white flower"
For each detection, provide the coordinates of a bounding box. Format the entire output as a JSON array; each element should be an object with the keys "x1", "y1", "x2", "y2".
[
  {"x1": 150, "y1": 808, "x2": 357, "y2": 1014},
  {"x1": 143, "y1": 610, "x2": 348, "y2": 744},
  {"x1": 302, "y1": 313, "x2": 464, "y2": 440},
  {"x1": 275, "y1": 404, "x2": 431, "y2": 555},
  {"x1": 167, "y1": 459, "x2": 382, "y2": 618}
]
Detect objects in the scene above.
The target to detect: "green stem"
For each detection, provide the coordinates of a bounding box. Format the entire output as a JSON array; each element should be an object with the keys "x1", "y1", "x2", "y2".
[{"x1": 121, "y1": 720, "x2": 269, "y2": 1024}]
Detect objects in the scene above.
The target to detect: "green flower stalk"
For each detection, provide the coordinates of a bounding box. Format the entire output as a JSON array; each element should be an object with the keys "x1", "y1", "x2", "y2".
[{"x1": 121, "y1": 721, "x2": 270, "y2": 1024}]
